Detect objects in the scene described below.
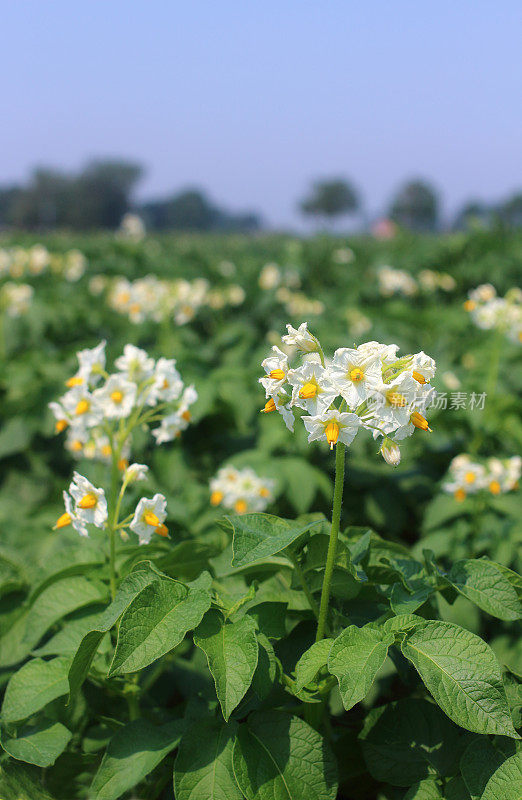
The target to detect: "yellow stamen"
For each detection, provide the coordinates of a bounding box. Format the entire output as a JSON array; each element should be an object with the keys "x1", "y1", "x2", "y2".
[
  {"x1": 269, "y1": 369, "x2": 285, "y2": 380},
  {"x1": 78, "y1": 493, "x2": 97, "y2": 509},
  {"x1": 259, "y1": 487, "x2": 270, "y2": 498},
  {"x1": 119, "y1": 291, "x2": 130, "y2": 304},
  {"x1": 75, "y1": 399, "x2": 90, "y2": 415},
  {"x1": 55, "y1": 512, "x2": 71, "y2": 529},
  {"x1": 299, "y1": 381, "x2": 318, "y2": 399},
  {"x1": 55, "y1": 419, "x2": 68, "y2": 433},
  {"x1": 129, "y1": 303, "x2": 141, "y2": 315},
  {"x1": 155, "y1": 523, "x2": 169, "y2": 538},
  {"x1": 489, "y1": 480, "x2": 501, "y2": 495},
  {"x1": 325, "y1": 421, "x2": 340, "y2": 449},
  {"x1": 66, "y1": 376, "x2": 83, "y2": 388},
  {"x1": 181, "y1": 410, "x2": 191, "y2": 422},
  {"x1": 387, "y1": 391, "x2": 407, "y2": 407},
  {"x1": 143, "y1": 510, "x2": 160, "y2": 526},
  {"x1": 463, "y1": 300, "x2": 476, "y2": 311},
  {"x1": 464, "y1": 471, "x2": 476, "y2": 484},
  {"x1": 261, "y1": 398, "x2": 276, "y2": 414},
  {"x1": 162, "y1": 378, "x2": 170, "y2": 389},
  {"x1": 412, "y1": 370, "x2": 426, "y2": 384},
  {"x1": 454, "y1": 488, "x2": 466, "y2": 502},
  {"x1": 210, "y1": 490, "x2": 223, "y2": 506},
  {"x1": 349, "y1": 367, "x2": 364, "y2": 383},
  {"x1": 71, "y1": 439, "x2": 83, "y2": 452},
  {"x1": 235, "y1": 499, "x2": 248, "y2": 514},
  {"x1": 110, "y1": 390, "x2": 124, "y2": 404},
  {"x1": 118, "y1": 458, "x2": 128, "y2": 471},
  {"x1": 101, "y1": 444, "x2": 112, "y2": 457},
  {"x1": 410, "y1": 411, "x2": 431, "y2": 431}
]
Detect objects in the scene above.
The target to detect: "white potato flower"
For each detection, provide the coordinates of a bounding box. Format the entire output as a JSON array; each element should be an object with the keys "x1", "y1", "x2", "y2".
[
  {"x1": 62, "y1": 387, "x2": 104, "y2": 429},
  {"x1": 69, "y1": 473, "x2": 108, "y2": 528},
  {"x1": 287, "y1": 362, "x2": 338, "y2": 415},
  {"x1": 77, "y1": 340, "x2": 107, "y2": 386},
  {"x1": 209, "y1": 465, "x2": 275, "y2": 514},
  {"x1": 94, "y1": 375, "x2": 138, "y2": 419},
  {"x1": 130, "y1": 494, "x2": 168, "y2": 544},
  {"x1": 302, "y1": 410, "x2": 361, "y2": 449},
  {"x1": 115, "y1": 344, "x2": 155, "y2": 383},
  {"x1": 54, "y1": 491, "x2": 89, "y2": 537},
  {"x1": 329, "y1": 347, "x2": 381, "y2": 409}
]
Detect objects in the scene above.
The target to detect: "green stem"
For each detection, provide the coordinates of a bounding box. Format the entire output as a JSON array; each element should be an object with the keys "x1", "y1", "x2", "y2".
[
  {"x1": 316, "y1": 442, "x2": 346, "y2": 641},
  {"x1": 108, "y1": 443, "x2": 121, "y2": 601}
]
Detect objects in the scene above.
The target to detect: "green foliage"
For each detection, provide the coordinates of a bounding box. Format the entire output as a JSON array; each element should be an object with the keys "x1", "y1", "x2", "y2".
[{"x1": 0, "y1": 230, "x2": 521, "y2": 799}]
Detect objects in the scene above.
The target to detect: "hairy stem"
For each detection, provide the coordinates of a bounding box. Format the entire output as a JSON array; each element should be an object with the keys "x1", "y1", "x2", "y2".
[{"x1": 316, "y1": 442, "x2": 346, "y2": 641}]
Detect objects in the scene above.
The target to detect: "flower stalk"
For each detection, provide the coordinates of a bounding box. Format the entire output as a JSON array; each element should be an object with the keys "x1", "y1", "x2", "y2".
[{"x1": 316, "y1": 442, "x2": 346, "y2": 641}]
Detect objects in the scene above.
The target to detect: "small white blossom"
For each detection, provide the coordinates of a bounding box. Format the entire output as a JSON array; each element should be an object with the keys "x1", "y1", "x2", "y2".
[
  {"x1": 282, "y1": 322, "x2": 318, "y2": 353},
  {"x1": 130, "y1": 494, "x2": 167, "y2": 544},
  {"x1": 69, "y1": 473, "x2": 108, "y2": 528},
  {"x1": 302, "y1": 410, "x2": 361, "y2": 449},
  {"x1": 124, "y1": 463, "x2": 149, "y2": 484}
]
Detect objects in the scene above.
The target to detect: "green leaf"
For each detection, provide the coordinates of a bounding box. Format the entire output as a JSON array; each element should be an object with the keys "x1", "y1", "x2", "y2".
[
  {"x1": 404, "y1": 779, "x2": 443, "y2": 799},
  {"x1": 328, "y1": 625, "x2": 393, "y2": 710},
  {"x1": 174, "y1": 718, "x2": 243, "y2": 800},
  {"x1": 68, "y1": 561, "x2": 166, "y2": 695},
  {"x1": 90, "y1": 718, "x2": 184, "y2": 800},
  {"x1": 294, "y1": 639, "x2": 333, "y2": 692},
  {"x1": 460, "y1": 737, "x2": 516, "y2": 800},
  {"x1": 227, "y1": 513, "x2": 321, "y2": 568},
  {"x1": 33, "y1": 610, "x2": 104, "y2": 657},
  {"x1": 445, "y1": 776, "x2": 472, "y2": 800},
  {"x1": 232, "y1": 711, "x2": 338, "y2": 800},
  {"x1": 402, "y1": 621, "x2": 519, "y2": 738},
  {"x1": 0, "y1": 761, "x2": 55, "y2": 800},
  {"x1": 194, "y1": 609, "x2": 258, "y2": 720},
  {"x1": 1, "y1": 657, "x2": 70, "y2": 723},
  {"x1": 0, "y1": 720, "x2": 72, "y2": 767},
  {"x1": 446, "y1": 559, "x2": 522, "y2": 621},
  {"x1": 480, "y1": 751, "x2": 522, "y2": 800},
  {"x1": 0, "y1": 576, "x2": 106, "y2": 668},
  {"x1": 359, "y1": 698, "x2": 464, "y2": 787},
  {"x1": 109, "y1": 573, "x2": 212, "y2": 676},
  {"x1": 247, "y1": 601, "x2": 287, "y2": 639}
]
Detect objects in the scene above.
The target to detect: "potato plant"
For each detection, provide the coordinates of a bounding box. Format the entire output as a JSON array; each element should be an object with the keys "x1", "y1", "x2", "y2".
[{"x1": 0, "y1": 231, "x2": 521, "y2": 800}]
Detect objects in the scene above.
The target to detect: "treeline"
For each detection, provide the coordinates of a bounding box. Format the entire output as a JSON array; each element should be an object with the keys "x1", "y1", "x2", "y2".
[
  {"x1": 0, "y1": 161, "x2": 261, "y2": 233},
  {"x1": 1, "y1": 160, "x2": 522, "y2": 232},
  {"x1": 299, "y1": 178, "x2": 522, "y2": 232}
]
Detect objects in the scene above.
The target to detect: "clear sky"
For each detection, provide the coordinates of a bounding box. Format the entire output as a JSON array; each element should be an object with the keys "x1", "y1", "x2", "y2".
[{"x1": 2, "y1": 1, "x2": 521, "y2": 228}]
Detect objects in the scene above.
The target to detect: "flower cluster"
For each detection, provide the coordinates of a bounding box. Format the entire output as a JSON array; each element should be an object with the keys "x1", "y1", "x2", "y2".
[
  {"x1": 259, "y1": 323, "x2": 437, "y2": 465},
  {"x1": 101, "y1": 274, "x2": 244, "y2": 325},
  {"x1": 258, "y1": 263, "x2": 301, "y2": 291},
  {"x1": 442, "y1": 454, "x2": 521, "y2": 501},
  {"x1": 275, "y1": 288, "x2": 324, "y2": 317},
  {"x1": 378, "y1": 266, "x2": 418, "y2": 297},
  {"x1": 49, "y1": 342, "x2": 197, "y2": 462},
  {"x1": 0, "y1": 282, "x2": 34, "y2": 317},
  {"x1": 464, "y1": 284, "x2": 522, "y2": 344},
  {"x1": 210, "y1": 466, "x2": 275, "y2": 514},
  {"x1": 378, "y1": 266, "x2": 455, "y2": 298},
  {"x1": 0, "y1": 245, "x2": 87, "y2": 282},
  {"x1": 54, "y1": 466, "x2": 169, "y2": 544}
]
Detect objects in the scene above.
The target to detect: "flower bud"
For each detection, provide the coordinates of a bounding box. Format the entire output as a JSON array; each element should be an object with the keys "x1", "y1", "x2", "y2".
[{"x1": 380, "y1": 438, "x2": 401, "y2": 466}]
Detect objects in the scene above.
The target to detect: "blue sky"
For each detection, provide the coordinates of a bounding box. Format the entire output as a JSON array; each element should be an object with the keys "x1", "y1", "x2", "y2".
[{"x1": 2, "y1": 1, "x2": 521, "y2": 227}]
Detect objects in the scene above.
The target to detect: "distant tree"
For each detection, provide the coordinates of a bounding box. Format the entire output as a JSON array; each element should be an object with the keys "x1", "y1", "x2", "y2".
[
  {"x1": 140, "y1": 189, "x2": 260, "y2": 232},
  {"x1": 453, "y1": 201, "x2": 493, "y2": 230},
  {"x1": 300, "y1": 179, "x2": 360, "y2": 225},
  {"x1": 389, "y1": 179, "x2": 439, "y2": 232},
  {"x1": 68, "y1": 160, "x2": 143, "y2": 229},
  {"x1": 498, "y1": 193, "x2": 522, "y2": 228}
]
